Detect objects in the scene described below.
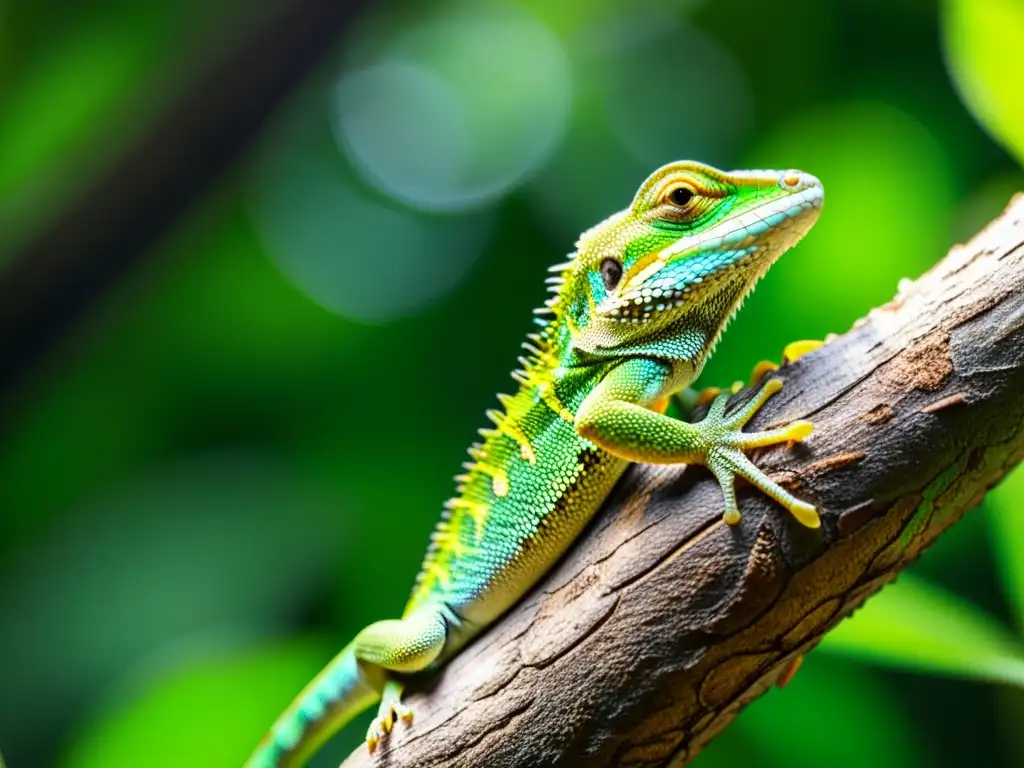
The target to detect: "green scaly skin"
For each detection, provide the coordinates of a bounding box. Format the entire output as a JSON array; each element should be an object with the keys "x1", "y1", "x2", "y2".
[{"x1": 245, "y1": 161, "x2": 824, "y2": 767}]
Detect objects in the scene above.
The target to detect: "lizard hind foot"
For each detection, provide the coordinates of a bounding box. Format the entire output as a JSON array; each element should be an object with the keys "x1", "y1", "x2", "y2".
[{"x1": 366, "y1": 684, "x2": 415, "y2": 753}]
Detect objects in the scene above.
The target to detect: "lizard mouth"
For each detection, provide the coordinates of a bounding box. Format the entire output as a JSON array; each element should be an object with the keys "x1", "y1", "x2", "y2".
[{"x1": 596, "y1": 178, "x2": 823, "y2": 325}]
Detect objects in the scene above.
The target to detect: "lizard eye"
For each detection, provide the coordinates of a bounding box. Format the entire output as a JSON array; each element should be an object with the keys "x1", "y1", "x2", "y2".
[
  {"x1": 600, "y1": 258, "x2": 623, "y2": 292},
  {"x1": 668, "y1": 185, "x2": 694, "y2": 207}
]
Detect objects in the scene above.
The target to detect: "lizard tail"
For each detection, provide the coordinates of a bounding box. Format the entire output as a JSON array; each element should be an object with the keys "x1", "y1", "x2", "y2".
[{"x1": 244, "y1": 642, "x2": 385, "y2": 768}]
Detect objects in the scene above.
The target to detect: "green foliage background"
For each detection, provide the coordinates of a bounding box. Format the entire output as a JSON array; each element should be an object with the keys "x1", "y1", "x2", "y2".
[{"x1": 2, "y1": 0, "x2": 1024, "y2": 766}]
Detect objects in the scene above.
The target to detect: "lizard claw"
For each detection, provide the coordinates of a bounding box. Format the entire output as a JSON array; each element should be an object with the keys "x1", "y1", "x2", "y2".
[
  {"x1": 783, "y1": 339, "x2": 824, "y2": 364},
  {"x1": 365, "y1": 700, "x2": 415, "y2": 753},
  {"x1": 366, "y1": 721, "x2": 383, "y2": 753},
  {"x1": 396, "y1": 703, "x2": 414, "y2": 725},
  {"x1": 749, "y1": 359, "x2": 779, "y2": 386}
]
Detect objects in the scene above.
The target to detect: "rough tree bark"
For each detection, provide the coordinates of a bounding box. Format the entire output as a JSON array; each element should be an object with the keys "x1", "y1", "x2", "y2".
[{"x1": 343, "y1": 197, "x2": 1024, "y2": 768}]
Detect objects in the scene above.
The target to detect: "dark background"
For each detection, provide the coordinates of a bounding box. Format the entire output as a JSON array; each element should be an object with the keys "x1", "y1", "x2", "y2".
[{"x1": 2, "y1": 0, "x2": 1024, "y2": 766}]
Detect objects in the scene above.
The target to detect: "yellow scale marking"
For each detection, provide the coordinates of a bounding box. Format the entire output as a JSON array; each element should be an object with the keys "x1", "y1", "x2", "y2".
[
  {"x1": 422, "y1": 561, "x2": 451, "y2": 590},
  {"x1": 429, "y1": 524, "x2": 471, "y2": 558},
  {"x1": 520, "y1": 341, "x2": 576, "y2": 425},
  {"x1": 473, "y1": 461, "x2": 510, "y2": 497},
  {"x1": 446, "y1": 498, "x2": 492, "y2": 543},
  {"x1": 536, "y1": 381, "x2": 576, "y2": 424},
  {"x1": 493, "y1": 408, "x2": 538, "y2": 465}
]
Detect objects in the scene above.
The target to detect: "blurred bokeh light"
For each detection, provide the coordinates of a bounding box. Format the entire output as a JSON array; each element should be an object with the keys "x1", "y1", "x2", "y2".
[
  {"x1": 331, "y1": 2, "x2": 571, "y2": 213},
  {"x1": 254, "y1": 98, "x2": 494, "y2": 322}
]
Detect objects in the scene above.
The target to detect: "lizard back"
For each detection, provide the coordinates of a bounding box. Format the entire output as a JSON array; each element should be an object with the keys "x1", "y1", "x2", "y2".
[{"x1": 405, "y1": 318, "x2": 627, "y2": 637}]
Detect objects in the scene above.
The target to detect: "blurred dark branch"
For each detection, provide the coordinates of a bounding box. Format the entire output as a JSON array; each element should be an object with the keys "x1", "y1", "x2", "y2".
[
  {"x1": 341, "y1": 197, "x2": 1024, "y2": 768},
  {"x1": 0, "y1": 0, "x2": 367, "y2": 408}
]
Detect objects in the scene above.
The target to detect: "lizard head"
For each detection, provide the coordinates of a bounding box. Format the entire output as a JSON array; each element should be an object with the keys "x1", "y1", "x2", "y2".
[{"x1": 557, "y1": 160, "x2": 823, "y2": 367}]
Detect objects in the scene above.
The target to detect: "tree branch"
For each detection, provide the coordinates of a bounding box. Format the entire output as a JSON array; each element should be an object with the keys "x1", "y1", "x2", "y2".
[{"x1": 343, "y1": 196, "x2": 1024, "y2": 768}]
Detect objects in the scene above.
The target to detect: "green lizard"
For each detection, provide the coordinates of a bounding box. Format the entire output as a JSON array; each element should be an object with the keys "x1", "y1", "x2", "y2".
[{"x1": 245, "y1": 160, "x2": 824, "y2": 767}]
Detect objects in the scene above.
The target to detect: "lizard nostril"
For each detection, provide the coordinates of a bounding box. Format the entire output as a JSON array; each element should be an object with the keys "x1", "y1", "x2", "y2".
[{"x1": 781, "y1": 172, "x2": 802, "y2": 189}]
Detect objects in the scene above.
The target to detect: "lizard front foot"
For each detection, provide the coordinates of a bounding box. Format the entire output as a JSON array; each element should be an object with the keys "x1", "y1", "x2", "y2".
[{"x1": 699, "y1": 378, "x2": 819, "y2": 528}]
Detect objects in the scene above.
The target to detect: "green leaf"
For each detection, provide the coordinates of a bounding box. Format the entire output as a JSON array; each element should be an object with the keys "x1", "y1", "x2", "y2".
[
  {"x1": 60, "y1": 636, "x2": 332, "y2": 768},
  {"x1": 986, "y1": 463, "x2": 1024, "y2": 631},
  {"x1": 719, "y1": 655, "x2": 928, "y2": 768},
  {"x1": 942, "y1": 0, "x2": 1024, "y2": 166},
  {"x1": 0, "y1": 451, "x2": 345, "y2": 756},
  {"x1": 820, "y1": 573, "x2": 1024, "y2": 687}
]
